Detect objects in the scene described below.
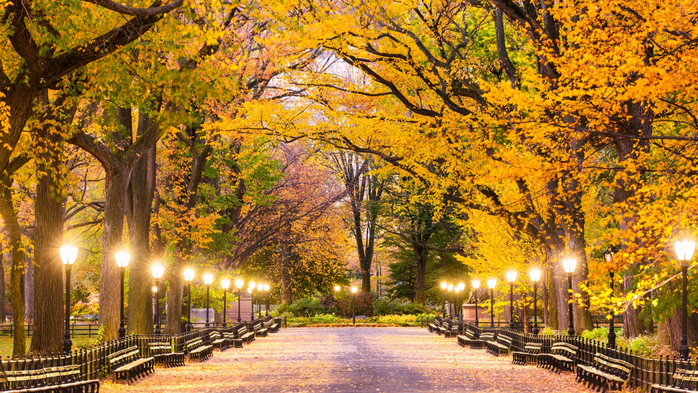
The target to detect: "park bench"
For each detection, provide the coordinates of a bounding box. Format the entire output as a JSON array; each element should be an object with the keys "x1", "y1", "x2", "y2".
[
  {"x1": 2, "y1": 362, "x2": 99, "y2": 392},
  {"x1": 235, "y1": 325, "x2": 255, "y2": 345},
  {"x1": 576, "y1": 352, "x2": 633, "y2": 392},
  {"x1": 147, "y1": 340, "x2": 185, "y2": 367},
  {"x1": 270, "y1": 318, "x2": 282, "y2": 333},
  {"x1": 539, "y1": 342, "x2": 578, "y2": 373},
  {"x1": 428, "y1": 317, "x2": 443, "y2": 333},
  {"x1": 512, "y1": 342, "x2": 543, "y2": 365},
  {"x1": 651, "y1": 368, "x2": 698, "y2": 393},
  {"x1": 108, "y1": 345, "x2": 154, "y2": 383},
  {"x1": 251, "y1": 321, "x2": 268, "y2": 337},
  {"x1": 457, "y1": 329, "x2": 479, "y2": 347},
  {"x1": 263, "y1": 319, "x2": 279, "y2": 334},
  {"x1": 184, "y1": 337, "x2": 213, "y2": 362},
  {"x1": 223, "y1": 331, "x2": 244, "y2": 348},
  {"x1": 469, "y1": 332, "x2": 495, "y2": 349},
  {"x1": 209, "y1": 331, "x2": 231, "y2": 351},
  {"x1": 486, "y1": 333, "x2": 513, "y2": 356}
]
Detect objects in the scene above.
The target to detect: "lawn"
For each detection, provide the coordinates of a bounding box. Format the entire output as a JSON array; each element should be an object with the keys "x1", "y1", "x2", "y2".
[{"x1": 0, "y1": 336, "x2": 99, "y2": 357}]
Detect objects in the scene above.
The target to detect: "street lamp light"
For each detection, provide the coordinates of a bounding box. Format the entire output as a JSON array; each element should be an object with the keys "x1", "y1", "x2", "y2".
[
  {"x1": 257, "y1": 282, "x2": 264, "y2": 318},
  {"x1": 60, "y1": 245, "x2": 78, "y2": 354},
  {"x1": 235, "y1": 278, "x2": 244, "y2": 323},
  {"x1": 334, "y1": 285, "x2": 341, "y2": 292},
  {"x1": 203, "y1": 273, "x2": 214, "y2": 327},
  {"x1": 675, "y1": 240, "x2": 695, "y2": 360},
  {"x1": 506, "y1": 271, "x2": 517, "y2": 329},
  {"x1": 151, "y1": 262, "x2": 164, "y2": 334},
  {"x1": 487, "y1": 279, "x2": 496, "y2": 327},
  {"x1": 221, "y1": 278, "x2": 230, "y2": 327},
  {"x1": 115, "y1": 250, "x2": 130, "y2": 339},
  {"x1": 264, "y1": 284, "x2": 270, "y2": 317},
  {"x1": 351, "y1": 286, "x2": 358, "y2": 325},
  {"x1": 184, "y1": 268, "x2": 195, "y2": 332},
  {"x1": 562, "y1": 258, "x2": 577, "y2": 336},
  {"x1": 529, "y1": 268, "x2": 542, "y2": 335},
  {"x1": 440, "y1": 282, "x2": 447, "y2": 318},
  {"x1": 604, "y1": 246, "x2": 619, "y2": 348},
  {"x1": 472, "y1": 279, "x2": 480, "y2": 327}
]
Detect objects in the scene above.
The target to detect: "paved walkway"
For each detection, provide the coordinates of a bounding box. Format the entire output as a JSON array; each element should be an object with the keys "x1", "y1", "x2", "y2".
[{"x1": 101, "y1": 327, "x2": 592, "y2": 392}]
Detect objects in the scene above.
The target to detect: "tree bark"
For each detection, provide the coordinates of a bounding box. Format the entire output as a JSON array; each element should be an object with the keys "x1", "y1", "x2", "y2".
[
  {"x1": 30, "y1": 126, "x2": 65, "y2": 354},
  {"x1": 126, "y1": 142, "x2": 156, "y2": 334},
  {"x1": 24, "y1": 253, "x2": 34, "y2": 321},
  {"x1": 280, "y1": 242, "x2": 292, "y2": 304},
  {"x1": 414, "y1": 245, "x2": 427, "y2": 304},
  {"x1": 99, "y1": 168, "x2": 129, "y2": 341},
  {"x1": 0, "y1": 180, "x2": 26, "y2": 355},
  {"x1": 165, "y1": 262, "x2": 184, "y2": 334}
]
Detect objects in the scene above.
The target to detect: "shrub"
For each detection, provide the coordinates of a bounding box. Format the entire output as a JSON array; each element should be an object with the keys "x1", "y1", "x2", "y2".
[{"x1": 581, "y1": 327, "x2": 611, "y2": 342}]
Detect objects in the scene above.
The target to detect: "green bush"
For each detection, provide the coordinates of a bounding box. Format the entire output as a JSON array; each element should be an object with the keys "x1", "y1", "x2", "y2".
[
  {"x1": 274, "y1": 298, "x2": 327, "y2": 317},
  {"x1": 581, "y1": 327, "x2": 611, "y2": 342}
]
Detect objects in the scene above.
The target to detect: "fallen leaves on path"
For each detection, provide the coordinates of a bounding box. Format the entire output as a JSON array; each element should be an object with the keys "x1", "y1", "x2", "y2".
[{"x1": 100, "y1": 328, "x2": 593, "y2": 392}]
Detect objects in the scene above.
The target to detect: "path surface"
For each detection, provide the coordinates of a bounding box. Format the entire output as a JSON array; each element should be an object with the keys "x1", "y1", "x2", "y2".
[{"x1": 101, "y1": 327, "x2": 593, "y2": 393}]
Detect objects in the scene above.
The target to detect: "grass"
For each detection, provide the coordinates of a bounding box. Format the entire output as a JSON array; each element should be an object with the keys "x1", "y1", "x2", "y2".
[{"x1": 0, "y1": 336, "x2": 99, "y2": 357}]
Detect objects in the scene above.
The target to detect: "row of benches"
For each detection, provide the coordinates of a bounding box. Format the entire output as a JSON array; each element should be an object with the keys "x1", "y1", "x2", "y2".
[
  {"x1": 1, "y1": 317, "x2": 282, "y2": 391},
  {"x1": 427, "y1": 317, "x2": 461, "y2": 338},
  {"x1": 455, "y1": 327, "x2": 633, "y2": 393}
]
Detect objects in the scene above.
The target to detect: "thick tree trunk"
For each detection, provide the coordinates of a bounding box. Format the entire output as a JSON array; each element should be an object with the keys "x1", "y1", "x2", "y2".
[
  {"x1": 0, "y1": 251, "x2": 5, "y2": 322},
  {"x1": 126, "y1": 144, "x2": 156, "y2": 335},
  {"x1": 99, "y1": 169, "x2": 129, "y2": 341},
  {"x1": 31, "y1": 128, "x2": 65, "y2": 354},
  {"x1": 24, "y1": 253, "x2": 34, "y2": 321},
  {"x1": 415, "y1": 251, "x2": 427, "y2": 305},
  {"x1": 165, "y1": 259, "x2": 183, "y2": 334},
  {"x1": 360, "y1": 262, "x2": 371, "y2": 293},
  {"x1": 0, "y1": 183, "x2": 26, "y2": 355},
  {"x1": 280, "y1": 243, "x2": 292, "y2": 304}
]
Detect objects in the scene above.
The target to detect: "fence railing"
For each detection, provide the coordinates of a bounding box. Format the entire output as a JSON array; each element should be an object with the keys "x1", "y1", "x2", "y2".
[
  {"x1": 458, "y1": 321, "x2": 688, "y2": 392},
  {"x1": 0, "y1": 322, "x2": 103, "y2": 338}
]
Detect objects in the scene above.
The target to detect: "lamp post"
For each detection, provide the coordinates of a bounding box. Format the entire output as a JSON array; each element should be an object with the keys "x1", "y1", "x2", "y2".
[
  {"x1": 562, "y1": 258, "x2": 577, "y2": 336},
  {"x1": 249, "y1": 281, "x2": 255, "y2": 321},
  {"x1": 675, "y1": 240, "x2": 695, "y2": 360},
  {"x1": 115, "y1": 250, "x2": 130, "y2": 339},
  {"x1": 458, "y1": 283, "x2": 465, "y2": 322},
  {"x1": 604, "y1": 246, "x2": 619, "y2": 348},
  {"x1": 440, "y1": 282, "x2": 447, "y2": 317},
  {"x1": 487, "y1": 279, "x2": 496, "y2": 327},
  {"x1": 203, "y1": 273, "x2": 213, "y2": 327},
  {"x1": 454, "y1": 287, "x2": 461, "y2": 319},
  {"x1": 529, "y1": 268, "x2": 542, "y2": 335},
  {"x1": 151, "y1": 262, "x2": 164, "y2": 334},
  {"x1": 221, "y1": 278, "x2": 230, "y2": 327},
  {"x1": 264, "y1": 284, "x2": 270, "y2": 317},
  {"x1": 506, "y1": 271, "x2": 517, "y2": 329},
  {"x1": 257, "y1": 282, "x2": 264, "y2": 318},
  {"x1": 184, "y1": 268, "x2": 195, "y2": 332},
  {"x1": 447, "y1": 284, "x2": 454, "y2": 317},
  {"x1": 60, "y1": 245, "x2": 78, "y2": 354},
  {"x1": 351, "y1": 286, "x2": 358, "y2": 325},
  {"x1": 472, "y1": 279, "x2": 480, "y2": 326},
  {"x1": 235, "y1": 278, "x2": 244, "y2": 323}
]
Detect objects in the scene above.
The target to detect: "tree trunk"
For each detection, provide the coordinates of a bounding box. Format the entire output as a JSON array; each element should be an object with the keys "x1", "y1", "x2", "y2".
[
  {"x1": 548, "y1": 271, "x2": 559, "y2": 330},
  {"x1": 360, "y1": 262, "x2": 371, "y2": 293},
  {"x1": 543, "y1": 269, "x2": 550, "y2": 328},
  {"x1": 0, "y1": 182, "x2": 26, "y2": 355},
  {"x1": 0, "y1": 251, "x2": 5, "y2": 322},
  {"x1": 165, "y1": 259, "x2": 183, "y2": 334},
  {"x1": 415, "y1": 250, "x2": 427, "y2": 305},
  {"x1": 280, "y1": 243, "x2": 292, "y2": 304},
  {"x1": 31, "y1": 128, "x2": 65, "y2": 354},
  {"x1": 126, "y1": 144, "x2": 156, "y2": 335},
  {"x1": 99, "y1": 169, "x2": 129, "y2": 341},
  {"x1": 24, "y1": 253, "x2": 34, "y2": 321}
]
